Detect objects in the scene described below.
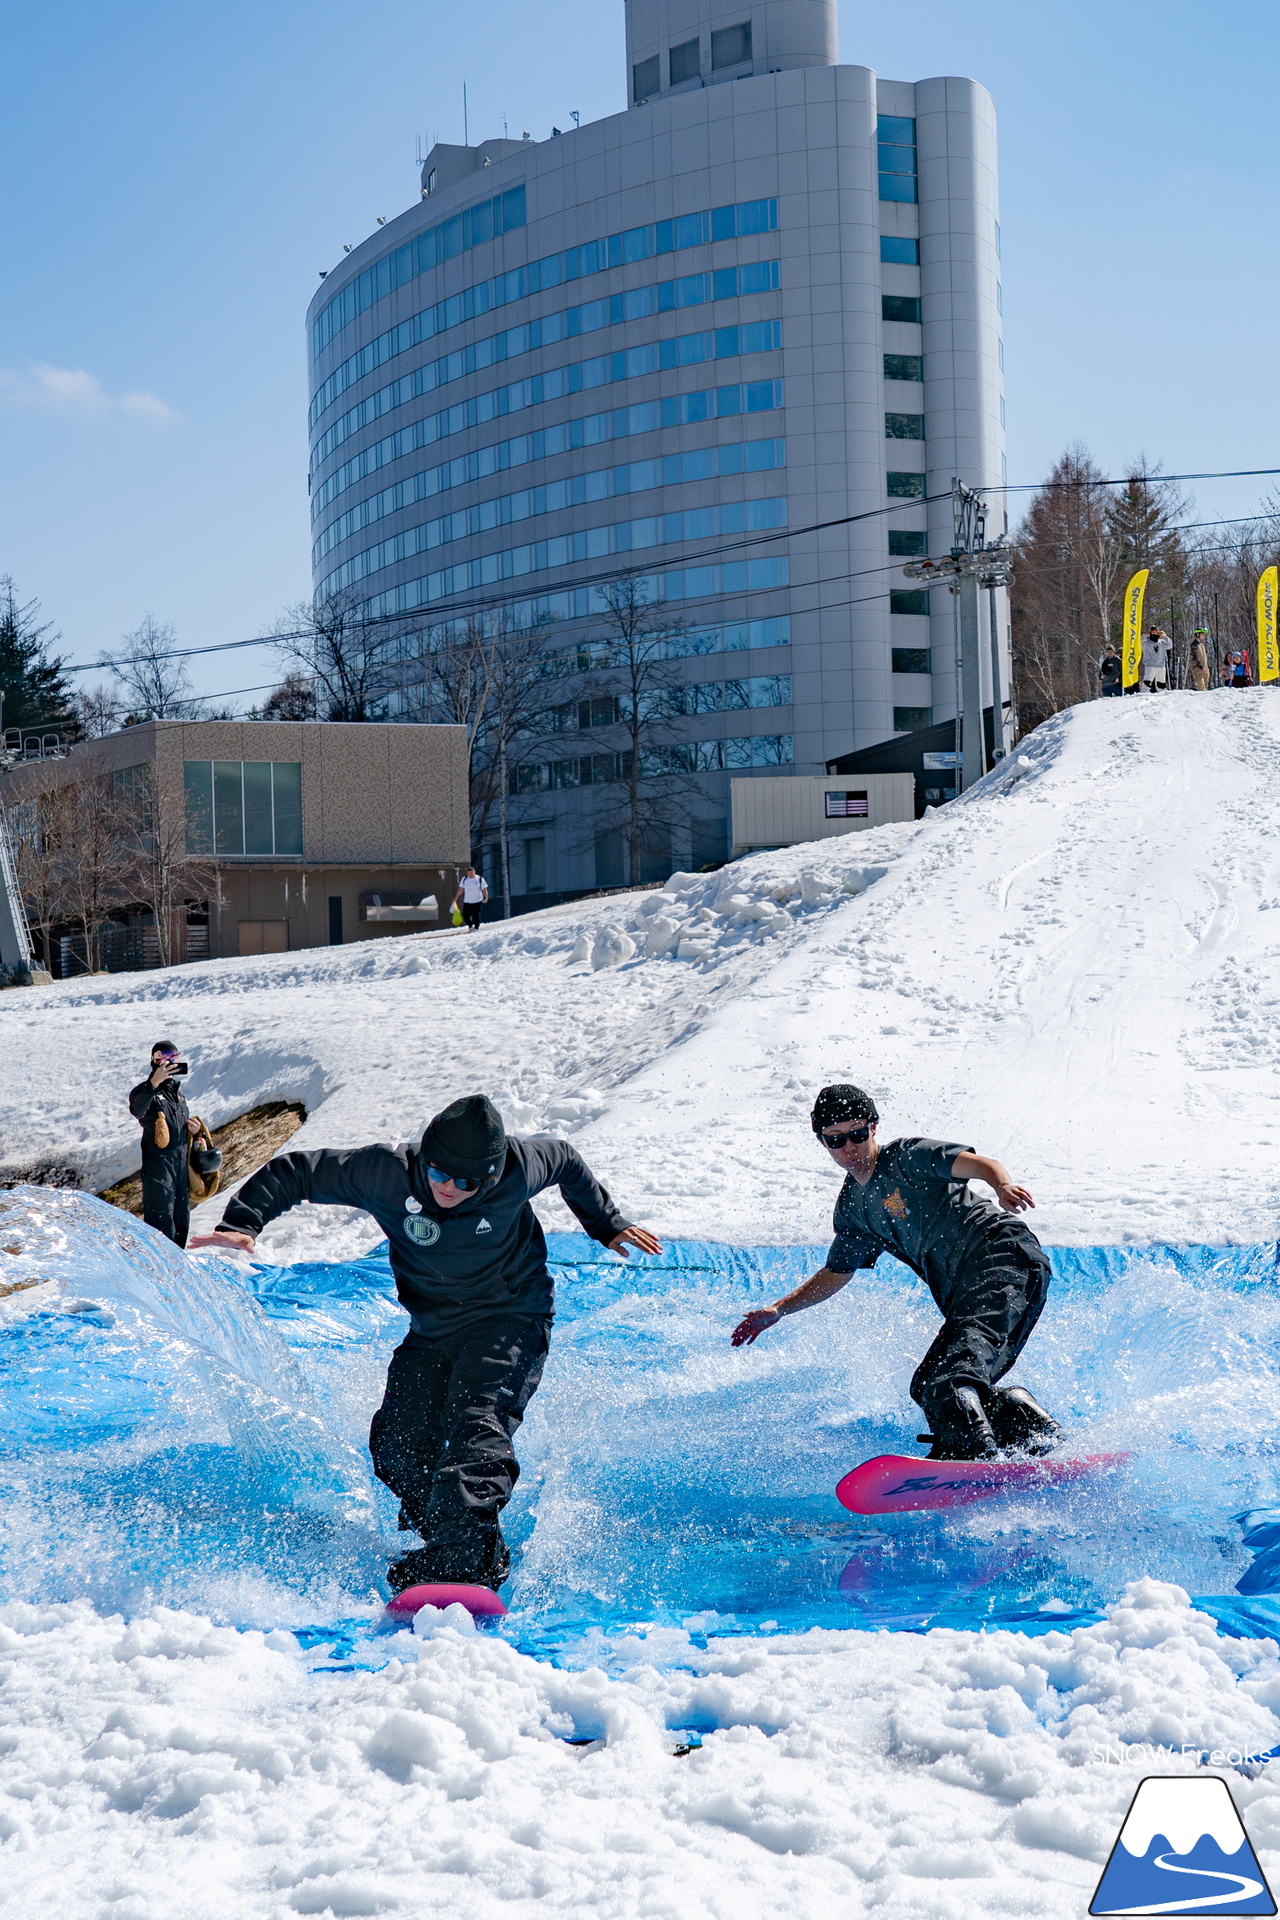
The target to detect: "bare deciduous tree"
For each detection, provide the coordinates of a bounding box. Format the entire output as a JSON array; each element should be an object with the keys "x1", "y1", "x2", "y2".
[
  {"x1": 71, "y1": 682, "x2": 125, "y2": 739},
  {"x1": 1011, "y1": 450, "x2": 1191, "y2": 730},
  {"x1": 118, "y1": 763, "x2": 216, "y2": 967},
  {"x1": 255, "y1": 673, "x2": 319, "y2": 721},
  {"x1": 273, "y1": 593, "x2": 406, "y2": 721},
  {"x1": 401, "y1": 611, "x2": 563, "y2": 907},
  {"x1": 100, "y1": 615, "x2": 205, "y2": 722},
  {"x1": 5, "y1": 786, "x2": 73, "y2": 972},
  {"x1": 584, "y1": 575, "x2": 695, "y2": 884},
  {"x1": 57, "y1": 761, "x2": 140, "y2": 972}
]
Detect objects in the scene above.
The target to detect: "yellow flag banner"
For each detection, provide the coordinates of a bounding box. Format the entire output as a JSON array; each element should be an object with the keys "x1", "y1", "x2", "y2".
[
  {"x1": 1257, "y1": 565, "x2": 1279, "y2": 683},
  {"x1": 1121, "y1": 569, "x2": 1150, "y2": 689}
]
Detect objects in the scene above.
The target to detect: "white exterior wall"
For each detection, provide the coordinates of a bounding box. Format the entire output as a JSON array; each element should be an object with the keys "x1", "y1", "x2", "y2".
[{"x1": 304, "y1": 3, "x2": 1004, "y2": 893}]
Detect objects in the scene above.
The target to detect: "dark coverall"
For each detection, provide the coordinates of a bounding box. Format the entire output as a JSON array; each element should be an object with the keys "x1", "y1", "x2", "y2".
[
  {"x1": 219, "y1": 1134, "x2": 631, "y2": 1590},
  {"x1": 825, "y1": 1136, "x2": 1051, "y2": 1431},
  {"x1": 128, "y1": 1075, "x2": 192, "y2": 1248}
]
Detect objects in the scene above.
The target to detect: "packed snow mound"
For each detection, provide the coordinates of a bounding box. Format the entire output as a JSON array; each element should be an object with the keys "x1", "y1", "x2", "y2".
[
  {"x1": 3, "y1": 690, "x2": 1280, "y2": 1248},
  {"x1": 2, "y1": 1581, "x2": 1280, "y2": 1919}
]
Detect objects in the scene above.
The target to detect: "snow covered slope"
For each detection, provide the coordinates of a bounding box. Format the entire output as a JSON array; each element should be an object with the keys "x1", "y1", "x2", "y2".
[{"x1": 3, "y1": 689, "x2": 1278, "y2": 1250}]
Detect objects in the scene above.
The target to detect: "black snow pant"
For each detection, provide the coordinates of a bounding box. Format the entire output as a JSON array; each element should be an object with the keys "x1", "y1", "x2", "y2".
[
  {"x1": 141, "y1": 1146, "x2": 190, "y2": 1248},
  {"x1": 462, "y1": 901, "x2": 483, "y2": 931},
  {"x1": 909, "y1": 1243, "x2": 1051, "y2": 1426},
  {"x1": 369, "y1": 1312, "x2": 551, "y2": 1591}
]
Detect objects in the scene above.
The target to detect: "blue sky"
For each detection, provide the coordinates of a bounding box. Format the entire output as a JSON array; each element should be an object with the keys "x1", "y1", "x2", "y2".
[{"x1": 2, "y1": 0, "x2": 1275, "y2": 702}]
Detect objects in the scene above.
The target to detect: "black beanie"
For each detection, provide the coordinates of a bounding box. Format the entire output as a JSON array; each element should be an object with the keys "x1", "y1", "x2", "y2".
[
  {"x1": 420, "y1": 1094, "x2": 507, "y2": 1181},
  {"x1": 811, "y1": 1084, "x2": 879, "y2": 1136}
]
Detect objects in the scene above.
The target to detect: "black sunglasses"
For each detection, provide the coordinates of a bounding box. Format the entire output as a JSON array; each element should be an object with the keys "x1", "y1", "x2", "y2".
[
  {"x1": 823, "y1": 1126, "x2": 871, "y2": 1148},
  {"x1": 427, "y1": 1166, "x2": 484, "y2": 1191}
]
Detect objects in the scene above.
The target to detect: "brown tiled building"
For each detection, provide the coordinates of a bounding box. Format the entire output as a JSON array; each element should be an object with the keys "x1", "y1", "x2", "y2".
[{"x1": 0, "y1": 719, "x2": 471, "y2": 970}]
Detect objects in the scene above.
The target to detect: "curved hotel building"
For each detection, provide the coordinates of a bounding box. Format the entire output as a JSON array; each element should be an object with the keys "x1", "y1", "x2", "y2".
[{"x1": 305, "y1": 0, "x2": 1005, "y2": 893}]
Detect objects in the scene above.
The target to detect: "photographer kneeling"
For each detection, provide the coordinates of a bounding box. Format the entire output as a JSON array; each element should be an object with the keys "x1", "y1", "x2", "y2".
[{"x1": 128, "y1": 1040, "x2": 201, "y2": 1247}]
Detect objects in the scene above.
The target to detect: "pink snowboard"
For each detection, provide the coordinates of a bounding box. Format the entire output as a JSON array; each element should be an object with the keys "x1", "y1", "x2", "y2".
[
  {"x1": 383, "y1": 1582, "x2": 508, "y2": 1622},
  {"x1": 836, "y1": 1452, "x2": 1131, "y2": 1516}
]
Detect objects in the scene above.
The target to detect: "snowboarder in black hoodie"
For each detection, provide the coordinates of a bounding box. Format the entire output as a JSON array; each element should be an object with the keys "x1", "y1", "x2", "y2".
[{"x1": 193, "y1": 1095, "x2": 660, "y2": 1592}]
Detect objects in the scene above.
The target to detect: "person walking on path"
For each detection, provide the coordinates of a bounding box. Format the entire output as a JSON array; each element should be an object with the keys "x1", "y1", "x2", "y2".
[
  {"x1": 1099, "y1": 646, "x2": 1123, "y2": 697},
  {"x1": 193, "y1": 1094, "x2": 661, "y2": 1592},
  {"x1": 730, "y1": 1084, "x2": 1061, "y2": 1463},
  {"x1": 454, "y1": 866, "x2": 489, "y2": 931},
  {"x1": 128, "y1": 1041, "x2": 201, "y2": 1247},
  {"x1": 1188, "y1": 629, "x2": 1211, "y2": 691}
]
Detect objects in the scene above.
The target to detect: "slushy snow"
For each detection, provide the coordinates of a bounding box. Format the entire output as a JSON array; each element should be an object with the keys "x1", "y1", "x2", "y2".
[{"x1": 3, "y1": 690, "x2": 1280, "y2": 1916}]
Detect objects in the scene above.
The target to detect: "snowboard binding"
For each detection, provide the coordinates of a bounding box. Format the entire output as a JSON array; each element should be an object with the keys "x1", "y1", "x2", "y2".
[{"x1": 917, "y1": 1384, "x2": 1062, "y2": 1462}]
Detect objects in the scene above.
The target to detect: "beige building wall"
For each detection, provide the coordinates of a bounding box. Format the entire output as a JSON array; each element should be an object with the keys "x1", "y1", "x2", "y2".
[{"x1": 0, "y1": 719, "x2": 473, "y2": 965}]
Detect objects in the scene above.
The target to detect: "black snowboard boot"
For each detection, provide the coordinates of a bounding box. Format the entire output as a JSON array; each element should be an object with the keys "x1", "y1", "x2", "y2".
[
  {"x1": 920, "y1": 1384, "x2": 1000, "y2": 1461},
  {"x1": 986, "y1": 1385, "x2": 1063, "y2": 1457},
  {"x1": 387, "y1": 1522, "x2": 510, "y2": 1595}
]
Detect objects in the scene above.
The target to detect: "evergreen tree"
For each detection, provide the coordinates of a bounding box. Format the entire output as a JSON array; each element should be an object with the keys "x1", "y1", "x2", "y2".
[{"x1": 0, "y1": 576, "x2": 74, "y2": 736}]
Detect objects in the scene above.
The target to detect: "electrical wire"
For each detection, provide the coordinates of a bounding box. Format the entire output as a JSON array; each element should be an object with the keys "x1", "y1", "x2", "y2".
[{"x1": 56, "y1": 467, "x2": 1280, "y2": 705}]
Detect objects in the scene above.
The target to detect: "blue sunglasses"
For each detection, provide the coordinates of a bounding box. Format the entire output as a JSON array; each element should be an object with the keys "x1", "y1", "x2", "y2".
[{"x1": 427, "y1": 1166, "x2": 484, "y2": 1191}]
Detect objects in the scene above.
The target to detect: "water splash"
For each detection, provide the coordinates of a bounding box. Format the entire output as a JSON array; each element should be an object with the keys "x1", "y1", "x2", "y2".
[{"x1": 3, "y1": 1191, "x2": 1280, "y2": 1642}]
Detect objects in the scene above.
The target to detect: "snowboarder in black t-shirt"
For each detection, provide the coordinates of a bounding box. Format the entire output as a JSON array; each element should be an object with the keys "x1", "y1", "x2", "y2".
[
  {"x1": 730, "y1": 1084, "x2": 1062, "y2": 1462},
  {"x1": 192, "y1": 1094, "x2": 661, "y2": 1592}
]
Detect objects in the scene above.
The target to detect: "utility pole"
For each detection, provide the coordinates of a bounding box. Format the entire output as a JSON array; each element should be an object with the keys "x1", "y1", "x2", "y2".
[{"x1": 903, "y1": 479, "x2": 1014, "y2": 793}]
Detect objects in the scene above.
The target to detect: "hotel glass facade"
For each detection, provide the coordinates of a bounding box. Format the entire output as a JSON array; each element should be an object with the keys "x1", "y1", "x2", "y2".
[{"x1": 305, "y1": 0, "x2": 1005, "y2": 892}]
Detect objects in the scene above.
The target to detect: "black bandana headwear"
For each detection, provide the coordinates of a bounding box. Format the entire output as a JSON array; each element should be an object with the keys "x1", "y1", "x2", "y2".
[{"x1": 810, "y1": 1084, "x2": 879, "y2": 1136}]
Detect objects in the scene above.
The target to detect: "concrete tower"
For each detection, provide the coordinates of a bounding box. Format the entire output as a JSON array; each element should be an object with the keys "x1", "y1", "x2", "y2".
[{"x1": 304, "y1": 0, "x2": 1006, "y2": 894}]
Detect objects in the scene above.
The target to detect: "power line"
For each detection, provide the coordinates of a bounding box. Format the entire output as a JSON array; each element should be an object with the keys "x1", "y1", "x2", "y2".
[{"x1": 57, "y1": 465, "x2": 1280, "y2": 694}]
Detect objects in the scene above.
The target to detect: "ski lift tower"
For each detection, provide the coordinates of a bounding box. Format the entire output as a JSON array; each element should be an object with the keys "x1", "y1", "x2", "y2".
[
  {"x1": 0, "y1": 697, "x2": 37, "y2": 973},
  {"x1": 902, "y1": 480, "x2": 1014, "y2": 793}
]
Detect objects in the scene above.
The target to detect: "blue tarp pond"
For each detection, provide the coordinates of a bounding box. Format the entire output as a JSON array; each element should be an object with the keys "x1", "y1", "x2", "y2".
[{"x1": 3, "y1": 1190, "x2": 1280, "y2": 1651}]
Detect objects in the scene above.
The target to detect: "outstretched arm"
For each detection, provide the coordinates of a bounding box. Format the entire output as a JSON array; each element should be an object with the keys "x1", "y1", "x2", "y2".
[
  {"x1": 951, "y1": 1151, "x2": 1034, "y2": 1212},
  {"x1": 518, "y1": 1136, "x2": 663, "y2": 1258},
  {"x1": 731, "y1": 1266, "x2": 854, "y2": 1346},
  {"x1": 189, "y1": 1146, "x2": 385, "y2": 1254}
]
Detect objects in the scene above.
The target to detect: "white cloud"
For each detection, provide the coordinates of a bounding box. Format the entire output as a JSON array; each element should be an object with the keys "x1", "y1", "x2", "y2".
[{"x1": 0, "y1": 363, "x2": 179, "y2": 422}]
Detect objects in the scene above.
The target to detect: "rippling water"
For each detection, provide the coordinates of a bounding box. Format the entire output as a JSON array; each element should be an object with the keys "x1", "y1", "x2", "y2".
[{"x1": 3, "y1": 1187, "x2": 1280, "y2": 1649}]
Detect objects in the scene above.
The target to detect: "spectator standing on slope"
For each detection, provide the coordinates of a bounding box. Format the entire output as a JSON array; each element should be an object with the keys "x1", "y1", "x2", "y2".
[
  {"x1": 1141, "y1": 627, "x2": 1171, "y2": 692},
  {"x1": 454, "y1": 865, "x2": 489, "y2": 932},
  {"x1": 730, "y1": 1085, "x2": 1062, "y2": 1463},
  {"x1": 1188, "y1": 629, "x2": 1211, "y2": 691},
  {"x1": 128, "y1": 1040, "x2": 201, "y2": 1247},
  {"x1": 1099, "y1": 646, "x2": 1123, "y2": 698},
  {"x1": 1231, "y1": 651, "x2": 1253, "y2": 689},
  {"x1": 192, "y1": 1095, "x2": 661, "y2": 1593}
]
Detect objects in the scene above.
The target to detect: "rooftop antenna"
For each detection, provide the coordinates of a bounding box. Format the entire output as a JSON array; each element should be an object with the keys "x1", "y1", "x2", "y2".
[
  {"x1": 571, "y1": 110, "x2": 580, "y2": 127},
  {"x1": 463, "y1": 80, "x2": 469, "y2": 146}
]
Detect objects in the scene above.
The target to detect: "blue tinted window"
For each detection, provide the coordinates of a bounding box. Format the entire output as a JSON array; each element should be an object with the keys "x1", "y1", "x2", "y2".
[
  {"x1": 882, "y1": 294, "x2": 921, "y2": 324},
  {"x1": 876, "y1": 115, "x2": 916, "y2": 144},
  {"x1": 887, "y1": 471, "x2": 926, "y2": 499},
  {"x1": 184, "y1": 762, "x2": 213, "y2": 854},
  {"x1": 886, "y1": 412, "x2": 925, "y2": 439},
  {"x1": 879, "y1": 175, "x2": 917, "y2": 204},
  {"x1": 878, "y1": 143, "x2": 916, "y2": 175},
  {"x1": 880, "y1": 236, "x2": 919, "y2": 264},
  {"x1": 184, "y1": 762, "x2": 303, "y2": 856}
]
